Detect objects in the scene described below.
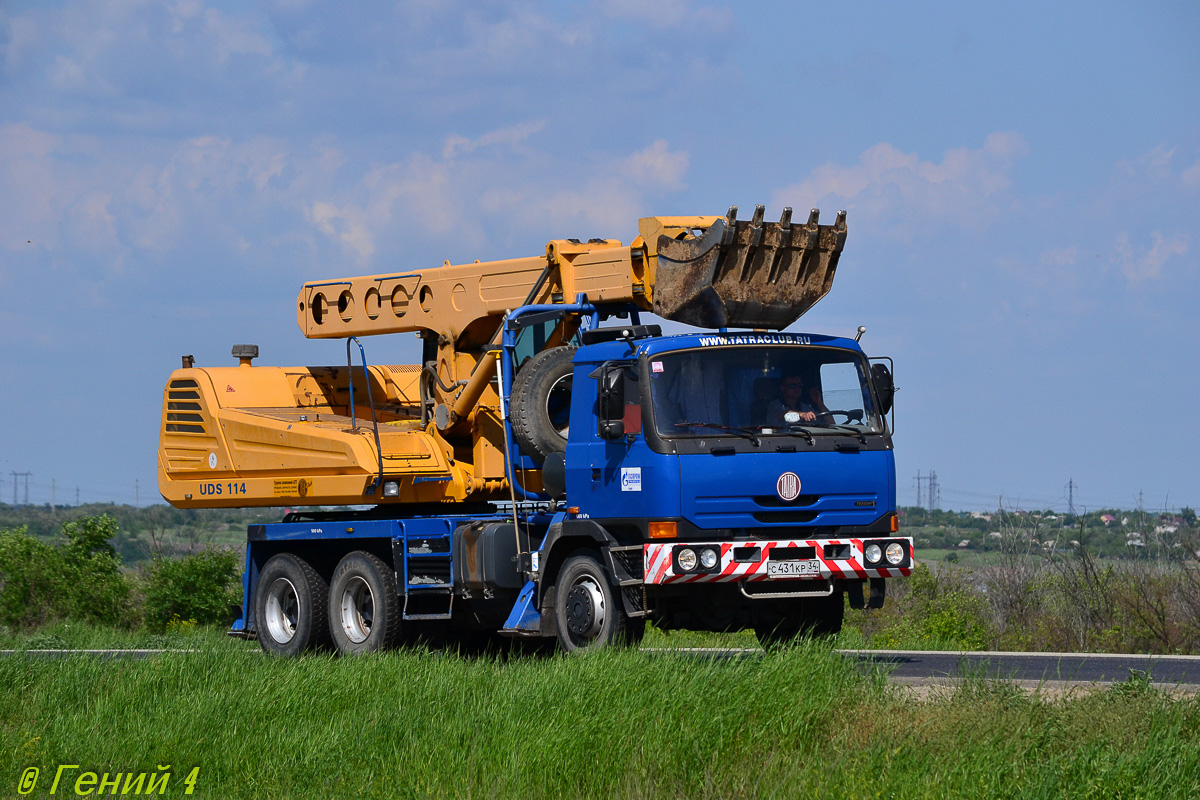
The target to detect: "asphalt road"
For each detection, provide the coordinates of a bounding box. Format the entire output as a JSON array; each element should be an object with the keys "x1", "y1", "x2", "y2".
[
  {"x1": 4, "y1": 648, "x2": 1200, "y2": 686},
  {"x1": 839, "y1": 649, "x2": 1200, "y2": 685}
]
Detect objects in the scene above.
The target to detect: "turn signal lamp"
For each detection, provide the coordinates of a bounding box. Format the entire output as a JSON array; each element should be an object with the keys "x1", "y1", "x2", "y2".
[
  {"x1": 648, "y1": 521, "x2": 677, "y2": 539},
  {"x1": 890, "y1": 513, "x2": 899, "y2": 532}
]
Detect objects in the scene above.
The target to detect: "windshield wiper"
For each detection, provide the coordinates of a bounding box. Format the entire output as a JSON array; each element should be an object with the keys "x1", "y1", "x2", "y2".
[
  {"x1": 780, "y1": 425, "x2": 815, "y2": 445},
  {"x1": 828, "y1": 424, "x2": 868, "y2": 444},
  {"x1": 674, "y1": 422, "x2": 761, "y2": 446}
]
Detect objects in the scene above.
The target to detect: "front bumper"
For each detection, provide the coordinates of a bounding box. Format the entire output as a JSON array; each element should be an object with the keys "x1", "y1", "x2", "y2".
[{"x1": 643, "y1": 537, "x2": 914, "y2": 585}]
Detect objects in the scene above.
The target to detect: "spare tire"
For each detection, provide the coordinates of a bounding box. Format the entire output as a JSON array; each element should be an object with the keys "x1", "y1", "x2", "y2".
[{"x1": 511, "y1": 346, "x2": 576, "y2": 462}]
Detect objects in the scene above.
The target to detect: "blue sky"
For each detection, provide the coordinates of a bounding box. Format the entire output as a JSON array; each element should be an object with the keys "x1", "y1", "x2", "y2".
[{"x1": 1, "y1": 0, "x2": 1197, "y2": 513}]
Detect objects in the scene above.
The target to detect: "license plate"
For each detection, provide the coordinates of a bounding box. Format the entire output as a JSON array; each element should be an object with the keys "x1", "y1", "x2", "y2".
[{"x1": 766, "y1": 560, "x2": 822, "y2": 578}]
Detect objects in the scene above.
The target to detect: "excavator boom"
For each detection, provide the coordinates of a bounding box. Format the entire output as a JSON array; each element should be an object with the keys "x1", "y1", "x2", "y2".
[{"x1": 296, "y1": 205, "x2": 845, "y2": 342}]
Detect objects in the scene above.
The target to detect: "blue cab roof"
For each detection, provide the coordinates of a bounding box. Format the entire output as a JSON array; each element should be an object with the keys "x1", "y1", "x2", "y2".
[{"x1": 576, "y1": 330, "x2": 864, "y2": 362}]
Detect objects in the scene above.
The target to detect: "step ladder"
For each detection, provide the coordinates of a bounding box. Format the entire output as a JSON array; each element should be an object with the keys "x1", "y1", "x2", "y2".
[{"x1": 402, "y1": 531, "x2": 454, "y2": 620}]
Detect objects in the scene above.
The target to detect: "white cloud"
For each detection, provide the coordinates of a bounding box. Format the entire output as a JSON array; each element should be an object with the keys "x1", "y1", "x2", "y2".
[
  {"x1": 310, "y1": 201, "x2": 374, "y2": 261},
  {"x1": 1040, "y1": 246, "x2": 1078, "y2": 267},
  {"x1": 442, "y1": 120, "x2": 546, "y2": 161},
  {"x1": 1117, "y1": 144, "x2": 1177, "y2": 181},
  {"x1": 1114, "y1": 231, "x2": 1189, "y2": 284},
  {"x1": 621, "y1": 139, "x2": 689, "y2": 191},
  {"x1": 772, "y1": 132, "x2": 1029, "y2": 231},
  {"x1": 1182, "y1": 161, "x2": 1200, "y2": 189},
  {"x1": 602, "y1": 0, "x2": 734, "y2": 31},
  {"x1": 309, "y1": 138, "x2": 690, "y2": 263}
]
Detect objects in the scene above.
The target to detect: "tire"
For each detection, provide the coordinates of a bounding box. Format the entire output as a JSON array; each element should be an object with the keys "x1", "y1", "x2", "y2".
[
  {"x1": 254, "y1": 553, "x2": 331, "y2": 656},
  {"x1": 328, "y1": 551, "x2": 402, "y2": 655},
  {"x1": 753, "y1": 592, "x2": 844, "y2": 649},
  {"x1": 511, "y1": 346, "x2": 576, "y2": 463},
  {"x1": 553, "y1": 552, "x2": 642, "y2": 653}
]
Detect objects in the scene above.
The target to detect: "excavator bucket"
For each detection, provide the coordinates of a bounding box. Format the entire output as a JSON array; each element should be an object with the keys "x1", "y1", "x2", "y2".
[{"x1": 648, "y1": 206, "x2": 846, "y2": 330}]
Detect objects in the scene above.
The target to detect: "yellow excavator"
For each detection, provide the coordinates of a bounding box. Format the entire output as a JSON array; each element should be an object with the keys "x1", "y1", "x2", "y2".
[{"x1": 158, "y1": 206, "x2": 848, "y2": 509}]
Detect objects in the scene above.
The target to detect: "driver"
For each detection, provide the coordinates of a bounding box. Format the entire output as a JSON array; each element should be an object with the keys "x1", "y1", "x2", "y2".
[{"x1": 768, "y1": 372, "x2": 830, "y2": 425}]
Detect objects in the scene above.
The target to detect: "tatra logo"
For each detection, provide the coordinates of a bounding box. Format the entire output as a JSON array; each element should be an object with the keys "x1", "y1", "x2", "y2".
[
  {"x1": 777, "y1": 472, "x2": 801, "y2": 502},
  {"x1": 226, "y1": 385, "x2": 235, "y2": 392}
]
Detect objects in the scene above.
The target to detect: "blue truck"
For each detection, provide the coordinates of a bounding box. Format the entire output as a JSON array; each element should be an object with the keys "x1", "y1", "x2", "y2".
[{"x1": 158, "y1": 206, "x2": 912, "y2": 653}]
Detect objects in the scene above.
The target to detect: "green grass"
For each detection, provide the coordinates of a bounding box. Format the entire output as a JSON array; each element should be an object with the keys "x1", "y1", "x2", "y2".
[{"x1": 2, "y1": 630, "x2": 1199, "y2": 799}]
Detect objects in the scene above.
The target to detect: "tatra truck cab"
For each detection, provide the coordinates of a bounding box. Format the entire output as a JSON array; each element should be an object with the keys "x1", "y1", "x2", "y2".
[{"x1": 157, "y1": 205, "x2": 911, "y2": 653}]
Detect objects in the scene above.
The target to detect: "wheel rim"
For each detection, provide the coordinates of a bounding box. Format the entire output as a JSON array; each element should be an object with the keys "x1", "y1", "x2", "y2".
[
  {"x1": 545, "y1": 373, "x2": 572, "y2": 440},
  {"x1": 339, "y1": 576, "x2": 375, "y2": 644},
  {"x1": 264, "y1": 577, "x2": 300, "y2": 644},
  {"x1": 564, "y1": 576, "x2": 606, "y2": 642}
]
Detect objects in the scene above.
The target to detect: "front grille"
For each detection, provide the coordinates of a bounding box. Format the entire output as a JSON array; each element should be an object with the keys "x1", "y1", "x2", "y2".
[
  {"x1": 755, "y1": 495, "x2": 819, "y2": 507},
  {"x1": 753, "y1": 511, "x2": 818, "y2": 524}
]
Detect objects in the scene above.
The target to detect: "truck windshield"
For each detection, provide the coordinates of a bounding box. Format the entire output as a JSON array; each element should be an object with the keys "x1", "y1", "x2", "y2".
[{"x1": 647, "y1": 346, "x2": 883, "y2": 438}]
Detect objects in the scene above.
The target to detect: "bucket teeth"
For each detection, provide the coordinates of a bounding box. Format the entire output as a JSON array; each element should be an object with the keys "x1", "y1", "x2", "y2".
[{"x1": 652, "y1": 206, "x2": 847, "y2": 330}]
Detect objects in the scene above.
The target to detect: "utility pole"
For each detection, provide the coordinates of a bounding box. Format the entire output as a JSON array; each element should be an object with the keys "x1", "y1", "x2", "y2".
[
  {"x1": 928, "y1": 471, "x2": 939, "y2": 512},
  {"x1": 51, "y1": 478, "x2": 56, "y2": 512},
  {"x1": 135, "y1": 479, "x2": 139, "y2": 509},
  {"x1": 11, "y1": 472, "x2": 31, "y2": 506},
  {"x1": 1067, "y1": 479, "x2": 1076, "y2": 516},
  {"x1": 75, "y1": 486, "x2": 80, "y2": 506},
  {"x1": 914, "y1": 471, "x2": 925, "y2": 509}
]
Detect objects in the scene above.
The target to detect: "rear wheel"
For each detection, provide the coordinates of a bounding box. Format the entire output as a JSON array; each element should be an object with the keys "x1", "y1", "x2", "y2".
[
  {"x1": 553, "y1": 553, "x2": 643, "y2": 653},
  {"x1": 329, "y1": 551, "x2": 401, "y2": 655},
  {"x1": 255, "y1": 553, "x2": 331, "y2": 656},
  {"x1": 753, "y1": 592, "x2": 844, "y2": 649}
]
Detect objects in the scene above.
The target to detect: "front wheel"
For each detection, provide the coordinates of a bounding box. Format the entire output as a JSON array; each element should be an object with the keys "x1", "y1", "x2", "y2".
[
  {"x1": 553, "y1": 553, "x2": 643, "y2": 653},
  {"x1": 329, "y1": 551, "x2": 401, "y2": 655},
  {"x1": 255, "y1": 553, "x2": 331, "y2": 656}
]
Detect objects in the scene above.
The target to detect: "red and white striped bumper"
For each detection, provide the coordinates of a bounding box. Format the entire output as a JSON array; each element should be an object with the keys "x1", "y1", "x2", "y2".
[{"x1": 643, "y1": 539, "x2": 915, "y2": 585}]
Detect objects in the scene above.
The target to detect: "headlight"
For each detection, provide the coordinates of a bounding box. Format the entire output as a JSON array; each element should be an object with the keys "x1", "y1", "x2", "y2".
[
  {"x1": 865, "y1": 543, "x2": 882, "y2": 564},
  {"x1": 885, "y1": 542, "x2": 905, "y2": 565},
  {"x1": 383, "y1": 481, "x2": 400, "y2": 497},
  {"x1": 677, "y1": 548, "x2": 698, "y2": 571},
  {"x1": 699, "y1": 548, "x2": 718, "y2": 569}
]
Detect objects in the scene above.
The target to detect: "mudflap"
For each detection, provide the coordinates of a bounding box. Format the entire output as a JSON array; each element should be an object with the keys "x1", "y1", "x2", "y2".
[{"x1": 498, "y1": 580, "x2": 543, "y2": 638}]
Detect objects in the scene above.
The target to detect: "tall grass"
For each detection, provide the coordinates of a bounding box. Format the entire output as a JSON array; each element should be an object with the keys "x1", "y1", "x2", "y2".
[{"x1": 2, "y1": 636, "x2": 1198, "y2": 799}]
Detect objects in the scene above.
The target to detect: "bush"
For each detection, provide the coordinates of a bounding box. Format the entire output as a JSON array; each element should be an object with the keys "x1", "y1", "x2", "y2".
[
  {"x1": 0, "y1": 526, "x2": 66, "y2": 629},
  {"x1": 0, "y1": 516, "x2": 134, "y2": 630},
  {"x1": 58, "y1": 516, "x2": 133, "y2": 626},
  {"x1": 143, "y1": 548, "x2": 242, "y2": 633},
  {"x1": 865, "y1": 564, "x2": 994, "y2": 650}
]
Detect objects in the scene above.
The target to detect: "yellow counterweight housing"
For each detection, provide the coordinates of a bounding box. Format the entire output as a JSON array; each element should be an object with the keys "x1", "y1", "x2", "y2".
[{"x1": 157, "y1": 360, "x2": 519, "y2": 508}]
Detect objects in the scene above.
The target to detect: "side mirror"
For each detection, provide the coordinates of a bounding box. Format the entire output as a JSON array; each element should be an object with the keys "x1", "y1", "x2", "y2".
[
  {"x1": 871, "y1": 362, "x2": 894, "y2": 415},
  {"x1": 597, "y1": 367, "x2": 626, "y2": 439},
  {"x1": 599, "y1": 419, "x2": 626, "y2": 440}
]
